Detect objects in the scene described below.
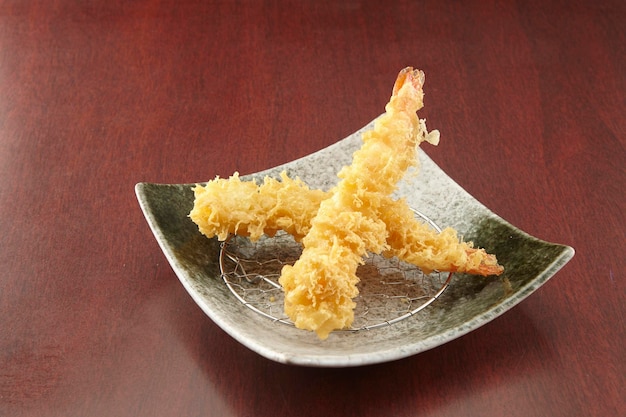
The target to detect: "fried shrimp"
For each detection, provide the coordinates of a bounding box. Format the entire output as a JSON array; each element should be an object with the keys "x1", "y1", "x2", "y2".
[
  {"x1": 279, "y1": 67, "x2": 442, "y2": 339},
  {"x1": 191, "y1": 174, "x2": 503, "y2": 276},
  {"x1": 189, "y1": 67, "x2": 504, "y2": 339},
  {"x1": 378, "y1": 198, "x2": 503, "y2": 276},
  {"x1": 190, "y1": 171, "x2": 326, "y2": 241}
]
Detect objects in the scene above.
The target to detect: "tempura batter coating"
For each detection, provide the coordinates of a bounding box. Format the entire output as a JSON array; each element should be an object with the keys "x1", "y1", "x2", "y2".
[
  {"x1": 190, "y1": 171, "x2": 326, "y2": 241},
  {"x1": 190, "y1": 67, "x2": 503, "y2": 339},
  {"x1": 191, "y1": 173, "x2": 502, "y2": 276},
  {"x1": 279, "y1": 68, "x2": 439, "y2": 339},
  {"x1": 379, "y1": 198, "x2": 502, "y2": 276}
]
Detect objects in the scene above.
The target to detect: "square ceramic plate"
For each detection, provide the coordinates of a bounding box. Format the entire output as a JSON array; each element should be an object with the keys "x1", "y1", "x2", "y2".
[{"x1": 135, "y1": 118, "x2": 574, "y2": 367}]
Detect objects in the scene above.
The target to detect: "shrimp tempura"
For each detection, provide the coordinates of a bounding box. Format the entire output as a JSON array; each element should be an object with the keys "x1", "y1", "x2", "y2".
[
  {"x1": 190, "y1": 171, "x2": 326, "y2": 241},
  {"x1": 279, "y1": 68, "x2": 440, "y2": 339},
  {"x1": 189, "y1": 67, "x2": 504, "y2": 339},
  {"x1": 191, "y1": 174, "x2": 503, "y2": 276}
]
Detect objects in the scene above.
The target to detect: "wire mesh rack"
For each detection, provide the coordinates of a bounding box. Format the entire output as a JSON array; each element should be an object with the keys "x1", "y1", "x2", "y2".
[{"x1": 218, "y1": 209, "x2": 453, "y2": 332}]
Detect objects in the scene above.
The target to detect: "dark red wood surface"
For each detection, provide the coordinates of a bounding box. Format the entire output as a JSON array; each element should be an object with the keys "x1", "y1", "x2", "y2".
[{"x1": 1, "y1": 1, "x2": 624, "y2": 416}]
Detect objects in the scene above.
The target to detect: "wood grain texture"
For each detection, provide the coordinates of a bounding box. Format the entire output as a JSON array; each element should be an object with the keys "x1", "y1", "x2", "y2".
[{"x1": 0, "y1": 1, "x2": 623, "y2": 416}]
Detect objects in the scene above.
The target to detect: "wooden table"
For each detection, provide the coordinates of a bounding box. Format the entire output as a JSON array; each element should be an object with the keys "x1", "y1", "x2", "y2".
[{"x1": 1, "y1": 1, "x2": 624, "y2": 416}]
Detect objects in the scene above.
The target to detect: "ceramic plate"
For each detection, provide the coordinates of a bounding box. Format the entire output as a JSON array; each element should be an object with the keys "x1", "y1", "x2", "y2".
[{"x1": 135, "y1": 118, "x2": 574, "y2": 367}]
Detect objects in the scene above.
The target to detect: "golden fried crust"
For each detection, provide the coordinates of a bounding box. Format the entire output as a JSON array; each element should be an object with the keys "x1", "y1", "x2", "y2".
[
  {"x1": 190, "y1": 67, "x2": 503, "y2": 339},
  {"x1": 191, "y1": 172, "x2": 503, "y2": 277},
  {"x1": 190, "y1": 171, "x2": 326, "y2": 242},
  {"x1": 379, "y1": 198, "x2": 503, "y2": 276},
  {"x1": 279, "y1": 68, "x2": 435, "y2": 338}
]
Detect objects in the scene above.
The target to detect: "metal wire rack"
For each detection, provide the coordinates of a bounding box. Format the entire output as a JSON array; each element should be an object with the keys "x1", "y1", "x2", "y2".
[{"x1": 218, "y1": 209, "x2": 453, "y2": 332}]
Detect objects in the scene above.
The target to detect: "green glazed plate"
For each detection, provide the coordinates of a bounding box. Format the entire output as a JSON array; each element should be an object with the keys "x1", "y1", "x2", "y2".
[{"x1": 136, "y1": 118, "x2": 574, "y2": 367}]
